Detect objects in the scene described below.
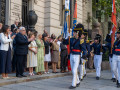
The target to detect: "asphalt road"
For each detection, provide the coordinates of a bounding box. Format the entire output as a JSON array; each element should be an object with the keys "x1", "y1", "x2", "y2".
[{"x1": 0, "y1": 70, "x2": 119, "y2": 90}]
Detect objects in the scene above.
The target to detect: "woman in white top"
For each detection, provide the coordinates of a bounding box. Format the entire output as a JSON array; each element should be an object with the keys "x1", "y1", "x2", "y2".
[
  {"x1": 0, "y1": 25, "x2": 15, "y2": 79},
  {"x1": 27, "y1": 32, "x2": 37, "y2": 76}
]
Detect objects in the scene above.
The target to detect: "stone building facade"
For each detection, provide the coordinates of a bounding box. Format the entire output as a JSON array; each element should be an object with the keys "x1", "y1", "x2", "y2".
[{"x1": 0, "y1": 0, "x2": 92, "y2": 36}]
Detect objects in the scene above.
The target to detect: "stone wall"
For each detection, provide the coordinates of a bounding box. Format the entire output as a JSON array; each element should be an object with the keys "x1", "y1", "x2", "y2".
[
  {"x1": 34, "y1": 0, "x2": 45, "y2": 34},
  {"x1": 5, "y1": 0, "x2": 92, "y2": 36},
  {"x1": 6, "y1": 0, "x2": 22, "y2": 25},
  {"x1": 44, "y1": 0, "x2": 62, "y2": 36},
  {"x1": 82, "y1": 0, "x2": 92, "y2": 30}
]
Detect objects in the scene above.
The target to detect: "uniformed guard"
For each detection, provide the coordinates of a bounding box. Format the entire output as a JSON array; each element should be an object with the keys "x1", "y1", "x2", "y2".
[
  {"x1": 112, "y1": 30, "x2": 120, "y2": 88},
  {"x1": 79, "y1": 29, "x2": 90, "y2": 81},
  {"x1": 105, "y1": 34, "x2": 116, "y2": 82},
  {"x1": 63, "y1": 23, "x2": 84, "y2": 89},
  {"x1": 90, "y1": 34, "x2": 106, "y2": 80}
]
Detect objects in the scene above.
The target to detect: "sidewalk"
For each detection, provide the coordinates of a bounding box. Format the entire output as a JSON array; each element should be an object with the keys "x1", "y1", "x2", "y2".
[{"x1": 0, "y1": 69, "x2": 95, "y2": 87}]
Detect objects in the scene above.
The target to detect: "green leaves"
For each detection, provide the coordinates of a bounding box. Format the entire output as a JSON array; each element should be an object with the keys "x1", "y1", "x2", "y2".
[{"x1": 92, "y1": 0, "x2": 120, "y2": 17}]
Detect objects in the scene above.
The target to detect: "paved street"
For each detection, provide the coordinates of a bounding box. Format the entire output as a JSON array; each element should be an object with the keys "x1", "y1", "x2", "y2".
[{"x1": 0, "y1": 70, "x2": 119, "y2": 90}]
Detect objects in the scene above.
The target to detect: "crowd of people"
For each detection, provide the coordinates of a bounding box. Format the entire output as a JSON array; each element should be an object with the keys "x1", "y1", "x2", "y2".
[
  {"x1": 0, "y1": 20, "x2": 69, "y2": 79},
  {"x1": 0, "y1": 20, "x2": 120, "y2": 89}
]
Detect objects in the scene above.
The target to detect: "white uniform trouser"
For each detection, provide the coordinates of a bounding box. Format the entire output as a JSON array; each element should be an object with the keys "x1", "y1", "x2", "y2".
[
  {"x1": 112, "y1": 55, "x2": 120, "y2": 83},
  {"x1": 94, "y1": 55, "x2": 102, "y2": 77},
  {"x1": 79, "y1": 59, "x2": 86, "y2": 79},
  {"x1": 70, "y1": 54, "x2": 80, "y2": 87},
  {"x1": 109, "y1": 56, "x2": 115, "y2": 78},
  {"x1": 83, "y1": 60, "x2": 86, "y2": 75}
]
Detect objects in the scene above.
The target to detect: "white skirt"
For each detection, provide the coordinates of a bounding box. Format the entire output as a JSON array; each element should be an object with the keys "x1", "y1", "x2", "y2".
[{"x1": 44, "y1": 51, "x2": 51, "y2": 62}]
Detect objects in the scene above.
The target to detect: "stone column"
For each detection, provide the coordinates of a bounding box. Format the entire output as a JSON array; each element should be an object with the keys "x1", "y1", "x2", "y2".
[{"x1": 44, "y1": 0, "x2": 62, "y2": 36}]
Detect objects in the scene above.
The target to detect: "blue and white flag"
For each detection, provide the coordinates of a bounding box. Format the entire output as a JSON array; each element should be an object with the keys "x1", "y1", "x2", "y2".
[
  {"x1": 63, "y1": 0, "x2": 70, "y2": 39},
  {"x1": 65, "y1": 0, "x2": 70, "y2": 10}
]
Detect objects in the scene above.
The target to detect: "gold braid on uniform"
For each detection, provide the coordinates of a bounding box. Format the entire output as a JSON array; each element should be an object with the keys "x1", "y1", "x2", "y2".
[{"x1": 80, "y1": 39, "x2": 84, "y2": 44}]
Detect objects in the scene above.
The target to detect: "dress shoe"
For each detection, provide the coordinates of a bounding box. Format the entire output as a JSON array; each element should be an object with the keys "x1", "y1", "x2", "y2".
[
  {"x1": 96, "y1": 77, "x2": 99, "y2": 80},
  {"x1": 21, "y1": 74, "x2": 27, "y2": 77},
  {"x1": 16, "y1": 75, "x2": 22, "y2": 78},
  {"x1": 117, "y1": 83, "x2": 120, "y2": 88},
  {"x1": 111, "y1": 78, "x2": 114, "y2": 81},
  {"x1": 69, "y1": 86, "x2": 76, "y2": 89},
  {"x1": 83, "y1": 74, "x2": 86, "y2": 78},
  {"x1": 55, "y1": 72, "x2": 59, "y2": 73},
  {"x1": 61, "y1": 70, "x2": 64, "y2": 73},
  {"x1": 64, "y1": 70, "x2": 68, "y2": 72},
  {"x1": 76, "y1": 82, "x2": 80, "y2": 87}
]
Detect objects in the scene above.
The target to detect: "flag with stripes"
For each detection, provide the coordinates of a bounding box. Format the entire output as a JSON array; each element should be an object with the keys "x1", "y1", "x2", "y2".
[{"x1": 111, "y1": 0, "x2": 117, "y2": 51}]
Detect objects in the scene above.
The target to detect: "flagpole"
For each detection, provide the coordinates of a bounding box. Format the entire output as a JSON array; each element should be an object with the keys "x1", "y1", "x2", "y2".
[{"x1": 68, "y1": 10, "x2": 70, "y2": 54}]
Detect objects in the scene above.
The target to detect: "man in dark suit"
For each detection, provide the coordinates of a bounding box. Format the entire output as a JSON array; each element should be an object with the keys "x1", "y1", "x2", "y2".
[
  {"x1": 11, "y1": 20, "x2": 19, "y2": 32},
  {"x1": 15, "y1": 27, "x2": 34, "y2": 77},
  {"x1": 60, "y1": 41, "x2": 68, "y2": 73}
]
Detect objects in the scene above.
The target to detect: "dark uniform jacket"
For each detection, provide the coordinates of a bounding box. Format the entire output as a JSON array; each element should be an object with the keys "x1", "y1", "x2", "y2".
[
  {"x1": 91, "y1": 43, "x2": 106, "y2": 55},
  {"x1": 113, "y1": 39, "x2": 120, "y2": 55},
  {"x1": 81, "y1": 39, "x2": 90, "y2": 56},
  {"x1": 63, "y1": 37, "x2": 82, "y2": 55}
]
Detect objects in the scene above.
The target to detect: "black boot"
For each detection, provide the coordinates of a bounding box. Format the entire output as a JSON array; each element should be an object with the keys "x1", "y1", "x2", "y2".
[
  {"x1": 113, "y1": 78, "x2": 116, "y2": 82},
  {"x1": 96, "y1": 77, "x2": 99, "y2": 80},
  {"x1": 69, "y1": 86, "x2": 76, "y2": 89},
  {"x1": 117, "y1": 83, "x2": 120, "y2": 88},
  {"x1": 76, "y1": 82, "x2": 80, "y2": 87},
  {"x1": 116, "y1": 80, "x2": 119, "y2": 85}
]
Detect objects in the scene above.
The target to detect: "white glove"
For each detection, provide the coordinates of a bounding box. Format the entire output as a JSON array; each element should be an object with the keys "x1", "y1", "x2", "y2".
[
  {"x1": 100, "y1": 52, "x2": 103, "y2": 55},
  {"x1": 68, "y1": 33, "x2": 70, "y2": 37},
  {"x1": 102, "y1": 44, "x2": 105, "y2": 46},
  {"x1": 109, "y1": 30, "x2": 112, "y2": 35},
  {"x1": 65, "y1": 33, "x2": 70, "y2": 39}
]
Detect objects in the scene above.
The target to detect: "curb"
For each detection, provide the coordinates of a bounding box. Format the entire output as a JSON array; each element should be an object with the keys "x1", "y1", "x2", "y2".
[{"x1": 0, "y1": 69, "x2": 95, "y2": 87}]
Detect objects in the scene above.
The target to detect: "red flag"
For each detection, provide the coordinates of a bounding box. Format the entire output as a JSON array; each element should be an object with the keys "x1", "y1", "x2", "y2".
[
  {"x1": 73, "y1": 0, "x2": 77, "y2": 19},
  {"x1": 111, "y1": 0, "x2": 117, "y2": 53}
]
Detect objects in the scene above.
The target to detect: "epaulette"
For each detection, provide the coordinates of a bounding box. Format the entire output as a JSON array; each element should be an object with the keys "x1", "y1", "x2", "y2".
[
  {"x1": 86, "y1": 40, "x2": 89, "y2": 43},
  {"x1": 80, "y1": 39, "x2": 84, "y2": 44}
]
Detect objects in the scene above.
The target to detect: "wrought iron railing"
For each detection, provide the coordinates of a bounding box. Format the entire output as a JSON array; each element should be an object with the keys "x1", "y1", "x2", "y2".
[{"x1": 22, "y1": 0, "x2": 29, "y2": 28}]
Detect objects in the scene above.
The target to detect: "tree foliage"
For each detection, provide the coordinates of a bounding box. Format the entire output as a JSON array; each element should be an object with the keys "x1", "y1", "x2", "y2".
[{"x1": 92, "y1": 0, "x2": 120, "y2": 17}]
